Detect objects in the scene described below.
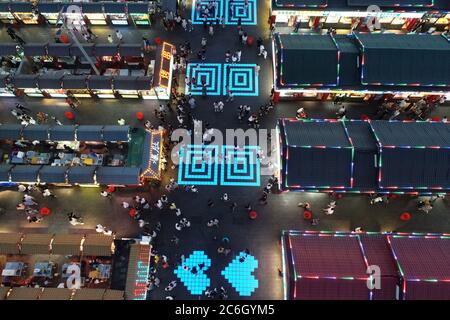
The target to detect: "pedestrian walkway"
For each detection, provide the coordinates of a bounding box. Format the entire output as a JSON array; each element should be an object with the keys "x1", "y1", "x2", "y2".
[{"x1": 192, "y1": 0, "x2": 257, "y2": 25}]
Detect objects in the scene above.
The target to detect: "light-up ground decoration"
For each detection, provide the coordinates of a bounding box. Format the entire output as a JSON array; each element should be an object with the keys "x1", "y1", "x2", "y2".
[
  {"x1": 191, "y1": 0, "x2": 223, "y2": 24},
  {"x1": 222, "y1": 251, "x2": 259, "y2": 296},
  {"x1": 186, "y1": 63, "x2": 259, "y2": 97},
  {"x1": 225, "y1": 0, "x2": 257, "y2": 25},
  {"x1": 174, "y1": 251, "x2": 212, "y2": 295},
  {"x1": 178, "y1": 145, "x2": 261, "y2": 187}
]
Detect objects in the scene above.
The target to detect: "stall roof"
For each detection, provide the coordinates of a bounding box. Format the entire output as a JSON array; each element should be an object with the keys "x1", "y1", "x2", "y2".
[
  {"x1": 276, "y1": 34, "x2": 339, "y2": 86},
  {"x1": 67, "y1": 166, "x2": 96, "y2": 184},
  {"x1": 96, "y1": 167, "x2": 141, "y2": 185},
  {"x1": 76, "y1": 125, "x2": 104, "y2": 141},
  {"x1": 7, "y1": 288, "x2": 42, "y2": 300},
  {"x1": 51, "y1": 234, "x2": 83, "y2": 255},
  {"x1": 48, "y1": 125, "x2": 76, "y2": 141},
  {"x1": 72, "y1": 288, "x2": 106, "y2": 300},
  {"x1": 273, "y1": 0, "x2": 327, "y2": 7},
  {"x1": 94, "y1": 44, "x2": 119, "y2": 56},
  {"x1": 37, "y1": 2, "x2": 62, "y2": 13},
  {"x1": 0, "y1": 287, "x2": 9, "y2": 300},
  {"x1": 0, "y1": 124, "x2": 23, "y2": 140},
  {"x1": 102, "y1": 125, "x2": 130, "y2": 142},
  {"x1": 0, "y1": 164, "x2": 12, "y2": 182},
  {"x1": 39, "y1": 165, "x2": 68, "y2": 184},
  {"x1": 161, "y1": 0, "x2": 177, "y2": 12},
  {"x1": 10, "y1": 165, "x2": 41, "y2": 183},
  {"x1": 70, "y1": 43, "x2": 95, "y2": 57},
  {"x1": 0, "y1": 3, "x2": 9, "y2": 12},
  {"x1": 370, "y1": 121, "x2": 450, "y2": 147},
  {"x1": 0, "y1": 233, "x2": 22, "y2": 255},
  {"x1": 125, "y1": 243, "x2": 151, "y2": 300},
  {"x1": 103, "y1": 289, "x2": 125, "y2": 300},
  {"x1": 347, "y1": 0, "x2": 433, "y2": 6},
  {"x1": 62, "y1": 75, "x2": 88, "y2": 89},
  {"x1": 345, "y1": 121, "x2": 377, "y2": 150},
  {"x1": 103, "y1": 2, "x2": 126, "y2": 13},
  {"x1": 22, "y1": 125, "x2": 50, "y2": 141},
  {"x1": 81, "y1": 2, "x2": 104, "y2": 13},
  {"x1": 118, "y1": 44, "x2": 143, "y2": 57},
  {"x1": 47, "y1": 43, "x2": 72, "y2": 56},
  {"x1": 0, "y1": 43, "x2": 18, "y2": 56},
  {"x1": 113, "y1": 76, "x2": 138, "y2": 90},
  {"x1": 0, "y1": 74, "x2": 8, "y2": 88},
  {"x1": 38, "y1": 74, "x2": 63, "y2": 89},
  {"x1": 20, "y1": 233, "x2": 53, "y2": 255},
  {"x1": 355, "y1": 33, "x2": 450, "y2": 86},
  {"x1": 13, "y1": 74, "x2": 38, "y2": 89},
  {"x1": 9, "y1": 2, "x2": 32, "y2": 13},
  {"x1": 83, "y1": 234, "x2": 114, "y2": 256},
  {"x1": 283, "y1": 120, "x2": 351, "y2": 147},
  {"x1": 127, "y1": 2, "x2": 149, "y2": 13},
  {"x1": 135, "y1": 77, "x2": 152, "y2": 90},
  {"x1": 88, "y1": 75, "x2": 112, "y2": 90},
  {"x1": 23, "y1": 43, "x2": 48, "y2": 56},
  {"x1": 39, "y1": 288, "x2": 73, "y2": 300}
]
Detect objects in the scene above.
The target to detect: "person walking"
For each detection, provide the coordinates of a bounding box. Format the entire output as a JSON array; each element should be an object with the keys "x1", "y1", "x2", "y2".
[
  {"x1": 258, "y1": 44, "x2": 265, "y2": 56},
  {"x1": 181, "y1": 19, "x2": 187, "y2": 31},
  {"x1": 209, "y1": 23, "x2": 214, "y2": 36},
  {"x1": 255, "y1": 64, "x2": 260, "y2": 76},
  {"x1": 236, "y1": 49, "x2": 242, "y2": 62},
  {"x1": 201, "y1": 37, "x2": 207, "y2": 48},
  {"x1": 118, "y1": 118, "x2": 126, "y2": 125},
  {"x1": 226, "y1": 90, "x2": 234, "y2": 102},
  {"x1": 230, "y1": 202, "x2": 237, "y2": 213},
  {"x1": 100, "y1": 190, "x2": 112, "y2": 198},
  {"x1": 225, "y1": 50, "x2": 231, "y2": 62},
  {"x1": 107, "y1": 35, "x2": 114, "y2": 44},
  {"x1": 42, "y1": 189, "x2": 56, "y2": 198},
  {"x1": 115, "y1": 30, "x2": 123, "y2": 43}
]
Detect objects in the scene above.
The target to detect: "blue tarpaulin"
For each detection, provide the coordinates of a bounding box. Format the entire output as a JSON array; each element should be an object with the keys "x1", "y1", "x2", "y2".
[
  {"x1": 96, "y1": 167, "x2": 141, "y2": 185},
  {"x1": 67, "y1": 166, "x2": 96, "y2": 184}
]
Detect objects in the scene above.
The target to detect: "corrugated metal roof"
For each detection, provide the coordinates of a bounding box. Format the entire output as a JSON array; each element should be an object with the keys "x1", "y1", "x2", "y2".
[
  {"x1": 96, "y1": 167, "x2": 140, "y2": 186},
  {"x1": 51, "y1": 234, "x2": 83, "y2": 255},
  {"x1": 0, "y1": 233, "x2": 22, "y2": 254},
  {"x1": 345, "y1": 121, "x2": 378, "y2": 150},
  {"x1": 38, "y1": 288, "x2": 73, "y2": 300},
  {"x1": 295, "y1": 278, "x2": 369, "y2": 300},
  {"x1": 283, "y1": 120, "x2": 351, "y2": 147},
  {"x1": 103, "y1": 289, "x2": 124, "y2": 300},
  {"x1": 7, "y1": 288, "x2": 42, "y2": 300},
  {"x1": 20, "y1": 233, "x2": 53, "y2": 255},
  {"x1": 83, "y1": 234, "x2": 114, "y2": 256},
  {"x1": 72, "y1": 288, "x2": 106, "y2": 300}
]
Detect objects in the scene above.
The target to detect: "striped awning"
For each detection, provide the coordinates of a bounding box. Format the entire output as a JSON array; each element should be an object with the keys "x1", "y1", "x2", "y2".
[
  {"x1": 20, "y1": 233, "x2": 53, "y2": 255},
  {"x1": 82, "y1": 234, "x2": 114, "y2": 256},
  {"x1": 51, "y1": 234, "x2": 83, "y2": 255},
  {"x1": 0, "y1": 233, "x2": 22, "y2": 254}
]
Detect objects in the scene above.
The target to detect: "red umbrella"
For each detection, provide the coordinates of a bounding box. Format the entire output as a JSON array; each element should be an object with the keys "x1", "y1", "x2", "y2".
[
  {"x1": 40, "y1": 207, "x2": 51, "y2": 216},
  {"x1": 107, "y1": 186, "x2": 115, "y2": 193},
  {"x1": 247, "y1": 35, "x2": 254, "y2": 46},
  {"x1": 154, "y1": 37, "x2": 162, "y2": 45},
  {"x1": 128, "y1": 208, "x2": 137, "y2": 218},
  {"x1": 248, "y1": 210, "x2": 257, "y2": 220},
  {"x1": 64, "y1": 111, "x2": 74, "y2": 120},
  {"x1": 360, "y1": 114, "x2": 370, "y2": 121},
  {"x1": 400, "y1": 212, "x2": 411, "y2": 221},
  {"x1": 60, "y1": 34, "x2": 70, "y2": 44},
  {"x1": 136, "y1": 111, "x2": 144, "y2": 121},
  {"x1": 431, "y1": 116, "x2": 441, "y2": 122},
  {"x1": 303, "y1": 211, "x2": 312, "y2": 220}
]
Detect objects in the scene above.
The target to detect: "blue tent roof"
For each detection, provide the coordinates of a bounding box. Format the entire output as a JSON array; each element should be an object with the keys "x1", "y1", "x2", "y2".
[
  {"x1": 103, "y1": 2, "x2": 126, "y2": 13},
  {"x1": 39, "y1": 166, "x2": 68, "y2": 184},
  {"x1": 334, "y1": 35, "x2": 360, "y2": 86},
  {"x1": 118, "y1": 44, "x2": 142, "y2": 57},
  {"x1": 0, "y1": 124, "x2": 23, "y2": 140},
  {"x1": 23, "y1": 43, "x2": 48, "y2": 56},
  {"x1": 47, "y1": 43, "x2": 71, "y2": 56},
  {"x1": 81, "y1": 3, "x2": 104, "y2": 13},
  {"x1": 113, "y1": 76, "x2": 138, "y2": 90},
  {"x1": 37, "y1": 3, "x2": 61, "y2": 13},
  {"x1": 127, "y1": 2, "x2": 149, "y2": 14},
  {"x1": 22, "y1": 125, "x2": 50, "y2": 141},
  {"x1": 276, "y1": 34, "x2": 339, "y2": 86},
  {"x1": 48, "y1": 126, "x2": 76, "y2": 141},
  {"x1": 10, "y1": 2, "x2": 32, "y2": 12},
  {"x1": 67, "y1": 166, "x2": 96, "y2": 184},
  {"x1": 76, "y1": 125, "x2": 103, "y2": 141},
  {"x1": 94, "y1": 44, "x2": 119, "y2": 56},
  {"x1": 355, "y1": 33, "x2": 450, "y2": 86},
  {"x1": 282, "y1": 120, "x2": 351, "y2": 147},
  {"x1": 10, "y1": 165, "x2": 41, "y2": 183},
  {"x1": 13, "y1": 74, "x2": 38, "y2": 88},
  {"x1": 38, "y1": 75, "x2": 63, "y2": 89},
  {"x1": 0, "y1": 43, "x2": 18, "y2": 56},
  {"x1": 96, "y1": 167, "x2": 141, "y2": 185},
  {"x1": 345, "y1": 121, "x2": 377, "y2": 150},
  {"x1": 0, "y1": 164, "x2": 12, "y2": 182},
  {"x1": 88, "y1": 76, "x2": 112, "y2": 90},
  {"x1": 62, "y1": 75, "x2": 87, "y2": 89},
  {"x1": 102, "y1": 125, "x2": 129, "y2": 142},
  {"x1": 347, "y1": 0, "x2": 433, "y2": 6}
]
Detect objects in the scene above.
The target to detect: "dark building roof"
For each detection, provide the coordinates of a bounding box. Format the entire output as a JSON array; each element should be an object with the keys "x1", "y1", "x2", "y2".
[
  {"x1": 23, "y1": 43, "x2": 48, "y2": 56},
  {"x1": 22, "y1": 125, "x2": 50, "y2": 141},
  {"x1": 9, "y1": 2, "x2": 32, "y2": 12},
  {"x1": 39, "y1": 166, "x2": 68, "y2": 184},
  {"x1": 62, "y1": 75, "x2": 88, "y2": 89},
  {"x1": 282, "y1": 120, "x2": 351, "y2": 147},
  {"x1": 113, "y1": 76, "x2": 139, "y2": 90},
  {"x1": 103, "y1": 2, "x2": 126, "y2": 13},
  {"x1": 70, "y1": 43, "x2": 95, "y2": 57},
  {"x1": 276, "y1": 34, "x2": 339, "y2": 86},
  {"x1": 76, "y1": 125, "x2": 104, "y2": 141},
  {"x1": 13, "y1": 74, "x2": 38, "y2": 89},
  {"x1": 334, "y1": 35, "x2": 360, "y2": 86},
  {"x1": 88, "y1": 76, "x2": 112, "y2": 90},
  {"x1": 118, "y1": 44, "x2": 143, "y2": 57},
  {"x1": 95, "y1": 44, "x2": 119, "y2": 56},
  {"x1": 47, "y1": 43, "x2": 71, "y2": 56},
  {"x1": 81, "y1": 2, "x2": 104, "y2": 13},
  {"x1": 0, "y1": 124, "x2": 23, "y2": 140},
  {"x1": 0, "y1": 164, "x2": 12, "y2": 181},
  {"x1": 96, "y1": 167, "x2": 141, "y2": 185},
  {"x1": 0, "y1": 43, "x2": 18, "y2": 56},
  {"x1": 37, "y1": 75, "x2": 63, "y2": 89},
  {"x1": 135, "y1": 77, "x2": 152, "y2": 90},
  {"x1": 37, "y1": 2, "x2": 61, "y2": 13},
  {"x1": 48, "y1": 125, "x2": 76, "y2": 141},
  {"x1": 67, "y1": 166, "x2": 96, "y2": 184},
  {"x1": 355, "y1": 33, "x2": 450, "y2": 86},
  {"x1": 10, "y1": 165, "x2": 41, "y2": 183},
  {"x1": 345, "y1": 121, "x2": 377, "y2": 150},
  {"x1": 127, "y1": 2, "x2": 149, "y2": 13},
  {"x1": 102, "y1": 125, "x2": 129, "y2": 142}
]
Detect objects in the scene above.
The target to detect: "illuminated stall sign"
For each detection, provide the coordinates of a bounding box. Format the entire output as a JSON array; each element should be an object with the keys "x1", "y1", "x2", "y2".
[
  {"x1": 141, "y1": 130, "x2": 163, "y2": 180},
  {"x1": 158, "y1": 42, "x2": 174, "y2": 89},
  {"x1": 132, "y1": 245, "x2": 151, "y2": 300}
]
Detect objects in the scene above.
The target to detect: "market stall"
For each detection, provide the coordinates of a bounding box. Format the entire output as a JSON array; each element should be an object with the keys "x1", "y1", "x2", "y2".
[
  {"x1": 104, "y1": 2, "x2": 128, "y2": 26},
  {"x1": 38, "y1": 74, "x2": 64, "y2": 98},
  {"x1": 10, "y1": 2, "x2": 39, "y2": 25},
  {"x1": 0, "y1": 2, "x2": 16, "y2": 25},
  {"x1": 51, "y1": 234, "x2": 83, "y2": 256},
  {"x1": 10, "y1": 165, "x2": 41, "y2": 183},
  {"x1": 37, "y1": 2, "x2": 62, "y2": 26},
  {"x1": 20, "y1": 233, "x2": 53, "y2": 255},
  {"x1": 82, "y1": 2, "x2": 107, "y2": 26},
  {"x1": 0, "y1": 74, "x2": 14, "y2": 97},
  {"x1": 87, "y1": 75, "x2": 114, "y2": 98},
  {"x1": 82, "y1": 234, "x2": 115, "y2": 257},
  {"x1": 67, "y1": 166, "x2": 97, "y2": 185},
  {"x1": 0, "y1": 233, "x2": 22, "y2": 255},
  {"x1": 128, "y1": 2, "x2": 150, "y2": 26},
  {"x1": 62, "y1": 75, "x2": 90, "y2": 98}
]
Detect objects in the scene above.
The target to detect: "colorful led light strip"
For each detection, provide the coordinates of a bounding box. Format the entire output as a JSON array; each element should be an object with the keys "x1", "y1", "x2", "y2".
[{"x1": 132, "y1": 245, "x2": 151, "y2": 300}]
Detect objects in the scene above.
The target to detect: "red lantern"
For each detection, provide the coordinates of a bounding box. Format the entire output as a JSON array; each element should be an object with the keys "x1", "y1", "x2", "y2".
[
  {"x1": 303, "y1": 211, "x2": 312, "y2": 220},
  {"x1": 360, "y1": 114, "x2": 370, "y2": 121},
  {"x1": 107, "y1": 186, "x2": 115, "y2": 193},
  {"x1": 247, "y1": 35, "x2": 254, "y2": 46},
  {"x1": 400, "y1": 212, "x2": 411, "y2": 221},
  {"x1": 249, "y1": 211, "x2": 257, "y2": 220},
  {"x1": 64, "y1": 111, "x2": 74, "y2": 120},
  {"x1": 431, "y1": 116, "x2": 441, "y2": 122},
  {"x1": 136, "y1": 111, "x2": 144, "y2": 121},
  {"x1": 60, "y1": 34, "x2": 70, "y2": 44},
  {"x1": 40, "y1": 207, "x2": 51, "y2": 216},
  {"x1": 154, "y1": 37, "x2": 162, "y2": 45},
  {"x1": 128, "y1": 208, "x2": 137, "y2": 218}
]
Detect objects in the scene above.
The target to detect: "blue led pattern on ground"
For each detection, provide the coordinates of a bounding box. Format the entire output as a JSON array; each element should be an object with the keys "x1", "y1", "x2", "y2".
[
  {"x1": 222, "y1": 252, "x2": 259, "y2": 296},
  {"x1": 221, "y1": 146, "x2": 260, "y2": 186},
  {"x1": 225, "y1": 0, "x2": 257, "y2": 25},
  {"x1": 174, "y1": 251, "x2": 212, "y2": 295},
  {"x1": 186, "y1": 63, "x2": 222, "y2": 96},
  {"x1": 191, "y1": 0, "x2": 223, "y2": 24},
  {"x1": 178, "y1": 145, "x2": 219, "y2": 185},
  {"x1": 223, "y1": 64, "x2": 259, "y2": 96}
]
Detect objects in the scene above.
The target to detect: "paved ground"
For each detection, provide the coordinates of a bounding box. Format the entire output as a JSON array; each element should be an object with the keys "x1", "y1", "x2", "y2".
[{"x1": 1, "y1": 1, "x2": 450, "y2": 300}]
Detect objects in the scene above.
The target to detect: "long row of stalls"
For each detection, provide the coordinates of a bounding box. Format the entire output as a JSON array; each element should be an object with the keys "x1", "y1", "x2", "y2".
[
  {"x1": 272, "y1": 32, "x2": 450, "y2": 102},
  {"x1": 0, "y1": 1, "x2": 156, "y2": 27},
  {"x1": 0, "y1": 124, "x2": 164, "y2": 186},
  {"x1": 270, "y1": 0, "x2": 450, "y2": 33},
  {"x1": 0, "y1": 41, "x2": 175, "y2": 100},
  {"x1": 282, "y1": 230, "x2": 450, "y2": 300},
  {"x1": 276, "y1": 119, "x2": 450, "y2": 194}
]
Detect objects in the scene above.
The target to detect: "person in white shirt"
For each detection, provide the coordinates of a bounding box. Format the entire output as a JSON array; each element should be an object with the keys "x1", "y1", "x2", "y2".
[
  {"x1": 107, "y1": 35, "x2": 113, "y2": 43},
  {"x1": 115, "y1": 30, "x2": 123, "y2": 42},
  {"x1": 122, "y1": 202, "x2": 130, "y2": 209},
  {"x1": 117, "y1": 118, "x2": 125, "y2": 126}
]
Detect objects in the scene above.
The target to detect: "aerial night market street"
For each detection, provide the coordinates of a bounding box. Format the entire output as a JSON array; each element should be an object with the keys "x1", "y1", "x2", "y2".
[{"x1": 0, "y1": 0, "x2": 449, "y2": 308}]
